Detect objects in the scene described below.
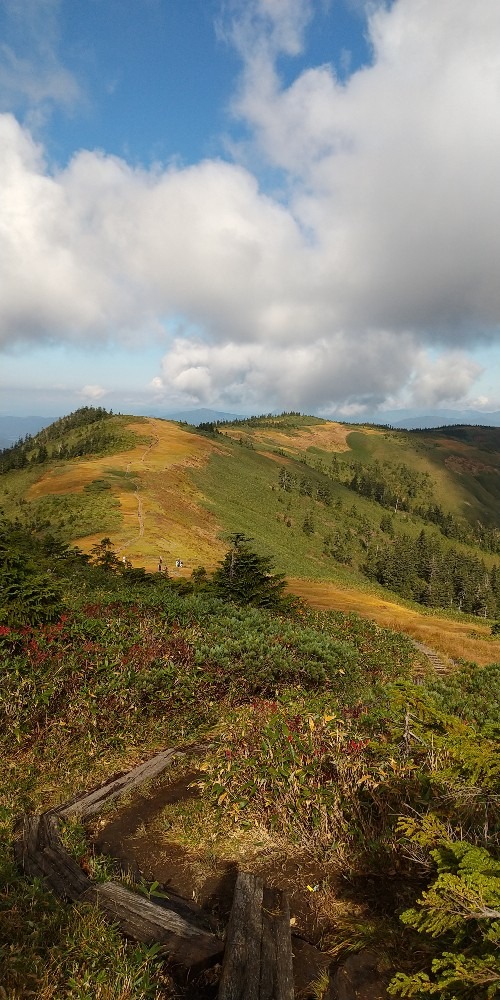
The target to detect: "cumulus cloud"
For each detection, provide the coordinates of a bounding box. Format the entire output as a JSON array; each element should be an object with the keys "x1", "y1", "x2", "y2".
[
  {"x1": 404, "y1": 352, "x2": 484, "y2": 409},
  {"x1": 1, "y1": 0, "x2": 499, "y2": 413},
  {"x1": 79, "y1": 384, "x2": 107, "y2": 400},
  {"x1": 160, "y1": 330, "x2": 418, "y2": 411}
]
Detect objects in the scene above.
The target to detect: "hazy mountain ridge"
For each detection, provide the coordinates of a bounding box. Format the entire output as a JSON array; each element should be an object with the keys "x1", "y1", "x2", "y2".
[
  {"x1": 0, "y1": 415, "x2": 55, "y2": 448},
  {"x1": 3, "y1": 406, "x2": 500, "y2": 447}
]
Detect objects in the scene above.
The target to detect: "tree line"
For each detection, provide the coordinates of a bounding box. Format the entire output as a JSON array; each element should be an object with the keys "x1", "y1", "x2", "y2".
[
  {"x1": 365, "y1": 528, "x2": 500, "y2": 616},
  {"x1": 0, "y1": 407, "x2": 121, "y2": 473}
]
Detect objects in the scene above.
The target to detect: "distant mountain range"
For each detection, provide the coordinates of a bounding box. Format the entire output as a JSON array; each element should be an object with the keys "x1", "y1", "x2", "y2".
[
  {"x1": 372, "y1": 410, "x2": 500, "y2": 429},
  {"x1": 0, "y1": 415, "x2": 56, "y2": 449},
  {"x1": 164, "y1": 407, "x2": 246, "y2": 424},
  {"x1": 164, "y1": 406, "x2": 500, "y2": 429},
  {"x1": 1, "y1": 406, "x2": 500, "y2": 449}
]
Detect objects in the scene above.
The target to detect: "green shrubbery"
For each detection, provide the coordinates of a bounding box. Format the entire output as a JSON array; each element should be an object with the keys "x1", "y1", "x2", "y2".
[
  {"x1": 389, "y1": 817, "x2": 500, "y2": 999},
  {"x1": 1, "y1": 521, "x2": 499, "y2": 997}
]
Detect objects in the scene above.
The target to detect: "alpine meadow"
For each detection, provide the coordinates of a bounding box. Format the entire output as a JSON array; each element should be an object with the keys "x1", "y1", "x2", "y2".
[{"x1": 1, "y1": 407, "x2": 499, "y2": 1000}]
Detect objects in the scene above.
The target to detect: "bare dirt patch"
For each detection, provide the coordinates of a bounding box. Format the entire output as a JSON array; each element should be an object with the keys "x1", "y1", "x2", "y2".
[
  {"x1": 445, "y1": 455, "x2": 496, "y2": 475},
  {"x1": 92, "y1": 773, "x2": 330, "y2": 943},
  {"x1": 223, "y1": 421, "x2": 352, "y2": 454}
]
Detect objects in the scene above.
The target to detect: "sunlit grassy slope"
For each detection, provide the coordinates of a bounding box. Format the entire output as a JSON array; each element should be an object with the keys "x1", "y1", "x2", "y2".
[
  {"x1": 289, "y1": 578, "x2": 500, "y2": 666},
  {"x1": 2, "y1": 412, "x2": 500, "y2": 662},
  {"x1": 1, "y1": 417, "x2": 228, "y2": 570}
]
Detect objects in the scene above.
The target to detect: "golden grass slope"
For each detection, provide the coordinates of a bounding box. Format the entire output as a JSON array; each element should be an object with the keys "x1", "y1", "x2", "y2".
[
  {"x1": 291, "y1": 578, "x2": 500, "y2": 667},
  {"x1": 222, "y1": 421, "x2": 351, "y2": 454},
  {"x1": 23, "y1": 415, "x2": 500, "y2": 666},
  {"x1": 27, "y1": 418, "x2": 227, "y2": 572}
]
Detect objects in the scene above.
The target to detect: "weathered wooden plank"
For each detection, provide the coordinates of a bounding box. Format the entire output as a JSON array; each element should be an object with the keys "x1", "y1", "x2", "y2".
[
  {"x1": 32, "y1": 848, "x2": 75, "y2": 899},
  {"x1": 40, "y1": 845, "x2": 93, "y2": 900},
  {"x1": 38, "y1": 812, "x2": 63, "y2": 851},
  {"x1": 13, "y1": 815, "x2": 46, "y2": 881},
  {"x1": 260, "y1": 887, "x2": 294, "y2": 1000},
  {"x1": 218, "y1": 871, "x2": 264, "y2": 1000},
  {"x1": 55, "y1": 747, "x2": 183, "y2": 819},
  {"x1": 81, "y1": 882, "x2": 224, "y2": 971},
  {"x1": 14, "y1": 812, "x2": 92, "y2": 900},
  {"x1": 148, "y1": 886, "x2": 219, "y2": 933},
  {"x1": 26, "y1": 843, "x2": 91, "y2": 901},
  {"x1": 13, "y1": 815, "x2": 34, "y2": 866},
  {"x1": 14, "y1": 815, "x2": 41, "y2": 867}
]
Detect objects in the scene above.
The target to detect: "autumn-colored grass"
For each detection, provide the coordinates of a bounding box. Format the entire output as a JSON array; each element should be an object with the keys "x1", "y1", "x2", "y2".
[
  {"x1": 13, "y1": 415, "x2": 500, "y2": 659},
  {"x1": 222, "y1": 420, "x2": 352, "y2": 454},
  {"x1": 289, "y1": 578, "x2": 500, "y2": 666},
  {"x1": 26, "y1": 418, "x2": 227, "y2": 571}
]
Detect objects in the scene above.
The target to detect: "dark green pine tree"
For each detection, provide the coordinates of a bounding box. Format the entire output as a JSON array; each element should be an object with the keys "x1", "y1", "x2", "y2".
[
  {"x1": 89, "y1": 537, "x2": 123, "y2": 572},
  {"x1": 212, "y1": 534, "x2": 288, "y2": 609},
  {"x1": 0, "y1": 525, "x2": 62, "y2": 625},
  {"x1": 302, "y1": 512, "x2": 315, "y2": 535}
]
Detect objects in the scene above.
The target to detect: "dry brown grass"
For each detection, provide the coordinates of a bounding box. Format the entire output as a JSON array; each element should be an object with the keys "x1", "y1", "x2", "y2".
[
  {"x1": 289, "y1": 578, "x2": 500, "y2": 666},
  {"x1": 223, "y1": 420, "x2": 352, "y2": 453},
  {"x1": 27, "y1": 418, "x2": 227, "y2": 572}
]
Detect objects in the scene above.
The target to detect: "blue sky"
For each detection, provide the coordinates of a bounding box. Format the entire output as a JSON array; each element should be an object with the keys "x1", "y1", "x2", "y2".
[{"x1": 1, "y1": 0, "x2": 499, "y2": 418}]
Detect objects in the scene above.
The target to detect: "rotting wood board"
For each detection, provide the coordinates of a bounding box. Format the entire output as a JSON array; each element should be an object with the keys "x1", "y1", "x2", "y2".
[
  {"x1": 82, "y1": 882, "x2": 224, "y2": 972},
  {"x1": 55, "y1": 746, "x2": 184, "y2": 819},
  {"x1": 218, "y1": 871, "x2": 294, "y2": 1000}
]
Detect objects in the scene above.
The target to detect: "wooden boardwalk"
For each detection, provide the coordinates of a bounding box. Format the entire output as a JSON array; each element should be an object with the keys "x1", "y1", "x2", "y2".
[{"x1": 219, "y1": 872, "x2": 294, "y2": 1000}]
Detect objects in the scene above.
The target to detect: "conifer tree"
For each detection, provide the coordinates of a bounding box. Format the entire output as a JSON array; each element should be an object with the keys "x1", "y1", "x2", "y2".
[{"x1": 212, "y1": 534, "x2": 288, "y2": 608}]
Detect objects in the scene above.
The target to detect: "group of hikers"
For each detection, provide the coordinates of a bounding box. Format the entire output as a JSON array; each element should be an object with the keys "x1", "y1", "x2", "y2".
[{"x1": 157, "y1": 556, "x2": 183, "y2": 573}]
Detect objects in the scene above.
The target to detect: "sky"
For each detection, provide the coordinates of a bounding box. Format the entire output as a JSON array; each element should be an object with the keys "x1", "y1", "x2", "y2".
[{"x1": 1, "y1": 0, "x2": 500, "y2": 419}]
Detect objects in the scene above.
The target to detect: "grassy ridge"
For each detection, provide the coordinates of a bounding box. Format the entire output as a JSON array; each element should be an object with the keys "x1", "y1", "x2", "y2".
[
  {"x1": 2, "y1": 409, "x2": 500, "y2": 623},
  {"x1": 191, "y1": 426, "x2": 500, "y2": 575}
]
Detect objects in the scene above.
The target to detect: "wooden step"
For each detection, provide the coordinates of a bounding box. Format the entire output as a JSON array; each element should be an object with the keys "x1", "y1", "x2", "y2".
[{"x1": 218, "y1": 871, "x2": 294, "y2": 1000}]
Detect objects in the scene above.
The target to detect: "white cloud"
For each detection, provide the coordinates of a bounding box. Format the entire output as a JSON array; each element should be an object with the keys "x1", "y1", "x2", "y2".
[
  {"x1": 79, "y1": 384, "x2": 107, "y2": 399},
  {"x1": 1, "y1": 0, "x2": 499, "y2": 414},
  {"x1": 223, "y1": 0, "x2": 313, "y2": 60},
  {"x1": 402, "y1": 352, "x2": 483, "y2": 408},
  {"x1": 160, "y1": 330, "x2": 418, "y2": 411}
]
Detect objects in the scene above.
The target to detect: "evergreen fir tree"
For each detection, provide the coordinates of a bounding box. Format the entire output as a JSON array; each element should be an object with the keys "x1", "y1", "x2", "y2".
[{"x1": 212, "y1": 534, "x2": 288, "y2": 608}]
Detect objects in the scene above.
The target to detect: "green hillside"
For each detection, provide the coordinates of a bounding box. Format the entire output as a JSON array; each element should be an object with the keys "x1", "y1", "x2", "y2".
[
  {"x1": 1, "y1": 408, "x2": 500, "y2": 620},
  {"x1": 189, "y1": 416, "x2": 500, "y2": 615},
  {"x1": 1, "y1": 412, "x2": 500, "y2": 998}
]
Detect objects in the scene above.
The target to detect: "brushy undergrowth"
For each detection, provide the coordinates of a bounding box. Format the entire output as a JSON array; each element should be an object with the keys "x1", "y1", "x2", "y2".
[{"x1": 1, "y1": 526, "x2": 499, "y2": 998}]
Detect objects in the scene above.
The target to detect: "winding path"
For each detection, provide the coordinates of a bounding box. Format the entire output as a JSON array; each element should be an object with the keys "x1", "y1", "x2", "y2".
[{"x1": 135, "y1": 486, "x2": 144, "y2": 537}]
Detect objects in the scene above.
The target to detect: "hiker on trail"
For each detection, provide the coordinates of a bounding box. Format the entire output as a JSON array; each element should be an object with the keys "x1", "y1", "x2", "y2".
[{"x1": 158, "y1": 557, "x2": 163, "y2": 572}]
